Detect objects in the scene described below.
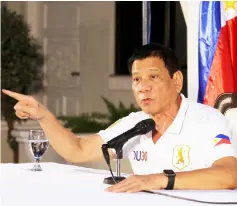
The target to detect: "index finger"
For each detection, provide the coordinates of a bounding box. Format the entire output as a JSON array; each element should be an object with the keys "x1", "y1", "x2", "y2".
[{"x1": 2, "y1": 89, "x2": 28, "y2": 101}]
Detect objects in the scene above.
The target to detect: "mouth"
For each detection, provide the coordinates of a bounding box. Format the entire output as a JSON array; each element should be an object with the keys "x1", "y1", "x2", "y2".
[{"x1": 141, "y1": 98, "x2": 153, "y2": 105}]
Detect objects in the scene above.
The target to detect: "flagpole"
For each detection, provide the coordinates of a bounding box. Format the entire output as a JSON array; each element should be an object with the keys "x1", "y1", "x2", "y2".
[{"x1": 142, "y1": 1, "x2": 148, "y2": 45}]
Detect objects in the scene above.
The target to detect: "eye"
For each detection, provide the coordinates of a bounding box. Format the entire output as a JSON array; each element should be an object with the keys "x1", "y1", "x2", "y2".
[
  {"x1": 133, "y1": 77, "x2": 140, "y2": 83},
  {"x1": 150, "y1": 75, "x2": 159, "y2": 80}
]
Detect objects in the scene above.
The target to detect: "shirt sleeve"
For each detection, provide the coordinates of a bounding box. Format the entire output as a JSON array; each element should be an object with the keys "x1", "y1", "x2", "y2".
[{"x1": 205, "y1": 111, "x2": 237, "y2": 167}]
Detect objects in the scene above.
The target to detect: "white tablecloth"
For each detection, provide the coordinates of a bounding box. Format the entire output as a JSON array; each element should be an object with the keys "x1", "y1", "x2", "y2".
[{"x1": 0, "y1": 162, "x2": 237, "y2": 206}]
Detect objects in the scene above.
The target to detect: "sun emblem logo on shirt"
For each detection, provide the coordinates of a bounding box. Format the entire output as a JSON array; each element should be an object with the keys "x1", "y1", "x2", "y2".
[{"x1": 172, "y1": 145, "x2": 191, "y2": 170}]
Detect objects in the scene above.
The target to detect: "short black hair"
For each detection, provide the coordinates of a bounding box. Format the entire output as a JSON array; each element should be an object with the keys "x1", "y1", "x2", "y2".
[{"x1": 128, "y1": 43, "x2": 179, "y2": 77}]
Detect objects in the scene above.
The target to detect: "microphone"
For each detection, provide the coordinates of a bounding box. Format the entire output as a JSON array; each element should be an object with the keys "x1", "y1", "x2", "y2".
[
  {"x1": 102, "y1": 118, "x2": 155, "y2": 185},
  {"x1": 106, "y1": 118, "x2": 155, "y2": 148}
]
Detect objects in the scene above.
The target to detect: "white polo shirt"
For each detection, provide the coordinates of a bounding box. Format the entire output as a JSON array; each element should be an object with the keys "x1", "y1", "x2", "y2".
[{"x1": 98, "y1": 95, "x2": 237, "y2": 175}]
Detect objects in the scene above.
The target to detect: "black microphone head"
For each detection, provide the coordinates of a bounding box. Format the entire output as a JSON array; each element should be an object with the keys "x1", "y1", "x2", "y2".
[{"x1": 135, "y1": 118, "x2": 156, "y2": 134}]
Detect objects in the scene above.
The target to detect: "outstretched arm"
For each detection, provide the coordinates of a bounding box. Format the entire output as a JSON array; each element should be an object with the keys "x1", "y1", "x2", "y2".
[{"x1": 2, "y1": 89, "x2": 115, "y2": 163}]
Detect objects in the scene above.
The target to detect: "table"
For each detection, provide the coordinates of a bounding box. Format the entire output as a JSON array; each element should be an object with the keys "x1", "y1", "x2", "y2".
[{"x1": 1, "y1": 162, "x2": 237, "y2": 206}]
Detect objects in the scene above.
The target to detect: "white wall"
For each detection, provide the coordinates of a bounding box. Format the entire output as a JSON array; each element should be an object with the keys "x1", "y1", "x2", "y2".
[{"x1": 180, "y1": 1, "x2": 200, "y2": 102}]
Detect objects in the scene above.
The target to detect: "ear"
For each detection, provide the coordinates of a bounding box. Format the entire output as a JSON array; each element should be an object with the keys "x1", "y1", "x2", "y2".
[{"x1": 172, "y1": 70, "x2": 183, "y2": 93}]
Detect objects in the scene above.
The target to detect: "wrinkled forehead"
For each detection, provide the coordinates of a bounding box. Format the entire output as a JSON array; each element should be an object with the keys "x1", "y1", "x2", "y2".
[{"x1": 131, "y1": 57, "x2": 167, "y2": 74}]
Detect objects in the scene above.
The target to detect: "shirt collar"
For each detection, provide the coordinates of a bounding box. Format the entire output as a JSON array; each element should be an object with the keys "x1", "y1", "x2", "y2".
[{"x1": 166, "y1": 94, "x2": 189, "y2": 135}]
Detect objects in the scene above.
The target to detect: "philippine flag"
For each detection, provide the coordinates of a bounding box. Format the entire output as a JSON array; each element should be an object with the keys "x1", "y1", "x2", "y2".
[
  {"x1": 214, "y1": 134, "x2": 231, "y2": 146},
  {"x1": 198, "y1": 1, "x2": 237, "y2": 106}
]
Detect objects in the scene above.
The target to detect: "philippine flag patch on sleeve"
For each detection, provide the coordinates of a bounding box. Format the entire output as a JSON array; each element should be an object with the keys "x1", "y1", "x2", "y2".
[{"x1": 213, "y1": 134, "x2": 231, "y2": 147}]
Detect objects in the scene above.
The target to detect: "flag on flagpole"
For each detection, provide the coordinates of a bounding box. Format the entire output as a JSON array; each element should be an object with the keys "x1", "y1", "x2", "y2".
[{"x1": 198, "y1": 1, "x2": 237, "y2": 106}]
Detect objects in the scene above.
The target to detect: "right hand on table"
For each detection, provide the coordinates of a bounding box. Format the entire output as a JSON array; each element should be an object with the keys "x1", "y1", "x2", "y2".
[{"x1": 2, "y1": 89, "x2": 48, "y2": 121}]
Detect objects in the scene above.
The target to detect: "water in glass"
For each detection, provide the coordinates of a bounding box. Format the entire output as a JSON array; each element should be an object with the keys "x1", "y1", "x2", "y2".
[{"x1": 29, "y1": 129, "x2": 49, "y2": 171}]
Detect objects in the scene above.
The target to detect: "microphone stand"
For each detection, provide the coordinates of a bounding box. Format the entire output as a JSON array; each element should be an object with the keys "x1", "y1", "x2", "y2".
[
  {"x1": 101, "y1": 119, "x2": 156, "y2": 185},
  {"x1": 102, "y1": 143, "x2": 126, "y2": 185}
]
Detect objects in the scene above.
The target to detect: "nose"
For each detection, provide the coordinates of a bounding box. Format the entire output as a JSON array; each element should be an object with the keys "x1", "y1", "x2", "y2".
[{"x1": 138, "y1": 79, "x2": 152, "y2": 93}]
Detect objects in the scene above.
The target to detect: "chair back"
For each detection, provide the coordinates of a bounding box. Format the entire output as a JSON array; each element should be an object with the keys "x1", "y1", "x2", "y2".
[{"x1": 214, "y1": 93, "x2": 237, "y2": 153}]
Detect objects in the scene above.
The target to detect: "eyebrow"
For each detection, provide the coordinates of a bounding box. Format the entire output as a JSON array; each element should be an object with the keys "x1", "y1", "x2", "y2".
[{"x1": 132, "y1": 68, "x2": 161, "y2": 75}]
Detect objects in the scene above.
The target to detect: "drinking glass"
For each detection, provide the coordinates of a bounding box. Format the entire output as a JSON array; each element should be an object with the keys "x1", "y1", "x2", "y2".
[{"x1": 29, "y1": 129, "x2": 49, "y2": 171}]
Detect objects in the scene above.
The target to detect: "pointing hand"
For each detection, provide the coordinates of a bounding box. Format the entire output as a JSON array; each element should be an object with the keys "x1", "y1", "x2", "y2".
[{"x1": 2, "y1": 89, "x2": 47, "y2": 121}]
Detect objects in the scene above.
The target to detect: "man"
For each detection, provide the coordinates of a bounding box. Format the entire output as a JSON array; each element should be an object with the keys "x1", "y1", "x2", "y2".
[{"x1": 2, "y1": 43, "x2": 237, "y2": 192}]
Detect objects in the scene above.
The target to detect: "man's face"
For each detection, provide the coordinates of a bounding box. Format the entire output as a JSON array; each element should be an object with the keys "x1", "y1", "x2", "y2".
[{"x1": 131, "y1": 57, "x2": 182, "y2": 115}]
